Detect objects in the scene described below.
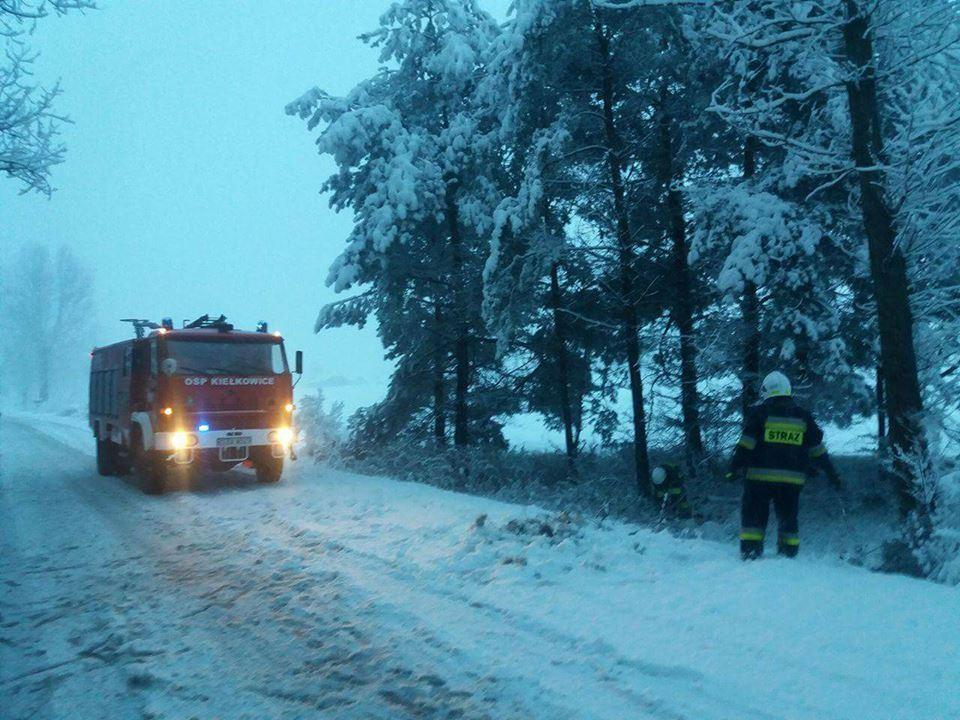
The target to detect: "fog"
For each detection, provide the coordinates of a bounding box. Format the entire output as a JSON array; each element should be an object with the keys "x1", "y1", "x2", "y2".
[{"x1": 1, "y1": 0, "x2": 508, "y2": 414}]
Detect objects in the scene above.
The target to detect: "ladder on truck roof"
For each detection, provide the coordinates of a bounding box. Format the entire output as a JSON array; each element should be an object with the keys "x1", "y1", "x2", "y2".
[
  {"x1": 183, "y1": 314, "x2": 234, "y2": 332},
  {"x1": 120, "y1": 315, "x2": 237, "y2": 338}
]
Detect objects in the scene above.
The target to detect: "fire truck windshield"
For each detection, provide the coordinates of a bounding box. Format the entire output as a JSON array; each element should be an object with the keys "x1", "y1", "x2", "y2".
[{"x1": 165, "y1": 340, "x2": 287, "y2": 375}]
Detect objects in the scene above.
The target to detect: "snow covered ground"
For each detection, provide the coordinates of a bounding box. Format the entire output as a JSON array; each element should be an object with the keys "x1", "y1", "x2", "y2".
[{"x1": 2, "y1": 412, "x2": 958, "y2": 719}]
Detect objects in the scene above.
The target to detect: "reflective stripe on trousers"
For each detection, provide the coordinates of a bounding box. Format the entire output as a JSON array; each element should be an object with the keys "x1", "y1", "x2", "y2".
[{"x1": 745, "y1": 467, "x2": 806, "y2": 485}]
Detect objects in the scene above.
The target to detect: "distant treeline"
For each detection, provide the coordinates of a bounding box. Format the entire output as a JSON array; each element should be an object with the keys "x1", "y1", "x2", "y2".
[{"x1": 1, "y1": 243, "x2": 95, "y2": 408}]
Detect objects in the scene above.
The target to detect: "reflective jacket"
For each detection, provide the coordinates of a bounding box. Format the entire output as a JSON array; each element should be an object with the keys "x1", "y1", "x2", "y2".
[{"x1": 730, "y1": 396, "x2": 832, "y2": 486}]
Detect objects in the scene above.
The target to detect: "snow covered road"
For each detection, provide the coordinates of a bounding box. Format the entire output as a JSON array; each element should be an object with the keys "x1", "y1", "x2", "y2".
[{"x1": 2, "y1": 414, "x2": 958, "y2": 720}]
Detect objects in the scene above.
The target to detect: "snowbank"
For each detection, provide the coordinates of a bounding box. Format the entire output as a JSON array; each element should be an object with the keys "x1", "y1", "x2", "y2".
[{"x1": 2, "y1": 408, "x2": 93, "y2": 456}]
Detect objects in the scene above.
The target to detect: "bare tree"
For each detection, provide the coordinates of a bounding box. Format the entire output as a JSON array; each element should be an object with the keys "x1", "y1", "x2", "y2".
[
  {"x1": 0, "y1": 243, "x2": 93, "y2": 406},
  {"x1": 1, "y1": 0, "x2": 93, "y2": 194}
]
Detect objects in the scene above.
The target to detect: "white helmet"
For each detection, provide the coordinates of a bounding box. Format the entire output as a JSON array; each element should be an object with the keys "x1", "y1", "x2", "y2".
[
  {"x1": 652, "y1": 466, "x2": 667, "y2": 485},
  {"x1": 761, "y1": 371, "x2": 792, "y2": 400}
]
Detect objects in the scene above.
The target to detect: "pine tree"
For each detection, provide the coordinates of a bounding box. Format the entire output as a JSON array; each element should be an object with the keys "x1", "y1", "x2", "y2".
[
  {"x1": 484, "y1": 0, "x2": 670, "y2": 492},
  {"x1": 708, "y1": 0, "x2": 960, "y2": 515},
  {"x1": 288, "y1": 0, "x2": 505, "y2": 448}
]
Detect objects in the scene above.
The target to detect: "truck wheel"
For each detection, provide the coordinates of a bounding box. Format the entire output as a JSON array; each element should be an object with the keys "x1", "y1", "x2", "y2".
[
  {"x1": 96, "y1": 439, "x2": 117, "y2": 476},
  {"x1": 139, "y1": 453, "x2": 168, "y2": 495},
  {"x1": 255, "y1": 456, "x2": 283, "y2": 484},
  {"x1": 114, "y1": 446, "x2": 133, "y2": 476},
  {"x1": 131, "y1": 430, "x2": 167, "y2": 495}
]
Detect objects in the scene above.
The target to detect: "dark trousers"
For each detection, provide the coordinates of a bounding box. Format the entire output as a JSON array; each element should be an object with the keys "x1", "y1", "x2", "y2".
[{"x1": 740, "y1": 481, "x2": 801, "y2": 559}]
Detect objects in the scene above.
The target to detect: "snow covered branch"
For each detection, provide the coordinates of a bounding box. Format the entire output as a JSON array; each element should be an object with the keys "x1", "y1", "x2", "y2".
[
  {"x1": 0, "y1": 0, "x2": 93, "y2": 193},
  {"x1": 591, "y1": 0, "x2": 710, "y2": 7}
]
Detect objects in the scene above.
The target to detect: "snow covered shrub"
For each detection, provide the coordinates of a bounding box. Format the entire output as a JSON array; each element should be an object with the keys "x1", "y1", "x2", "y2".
[
  {"x1": 296, "y1": 389, "x2": 345, "y2": 463},
  {"x1": 345, "y1": 440, "x2": 528, "y2": 494},
  {"x1": 357, "y1": 443, "x2": 470, "y2": 490},
  {"x1": 911, "y1": 470, "x2": 960, "y2": 585},
  {"x1": 878, "y1": 447, "x2": 960, "y2": 584},
  {"x1": 343, "y1": 433, "x2": 648, "y2": 522}
]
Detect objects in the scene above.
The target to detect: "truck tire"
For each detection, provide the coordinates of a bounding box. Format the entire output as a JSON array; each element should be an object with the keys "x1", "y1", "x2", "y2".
[
  {"x1": 255, "y1": 456, "x2": 283, "y2": 484},
  {"x1": 131, "y1": 429, "x2": 167, "y2": 495},
  {"x1": 114, "y1": 446, "x2": 133, "y2": 476},
  {"x1": 139, "y1": 452, "x2": 168, "y2": 495},
  {"x1": 96, "y1": 439, "x2": 117, "y2": 476}
]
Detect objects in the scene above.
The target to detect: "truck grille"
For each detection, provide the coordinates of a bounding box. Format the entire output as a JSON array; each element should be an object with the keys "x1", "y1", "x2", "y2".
[{"x1": 187, "y1": 411, "x2": 271, "y2": 431}]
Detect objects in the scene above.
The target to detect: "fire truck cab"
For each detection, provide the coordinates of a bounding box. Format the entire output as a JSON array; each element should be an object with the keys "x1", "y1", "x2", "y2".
[{"x1": 89, "y1": 315, "x2": 302, "y2": 493}]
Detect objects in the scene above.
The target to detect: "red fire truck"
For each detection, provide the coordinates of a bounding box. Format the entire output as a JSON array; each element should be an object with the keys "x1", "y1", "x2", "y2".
[{"x1": 89, "y1": 315, "x2": 302, "y2": 493}]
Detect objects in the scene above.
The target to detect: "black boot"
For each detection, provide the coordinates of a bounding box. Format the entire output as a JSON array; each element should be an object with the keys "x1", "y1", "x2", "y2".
[{"x1": 740, "y1": 539, "x2": 763, "y2": 561}]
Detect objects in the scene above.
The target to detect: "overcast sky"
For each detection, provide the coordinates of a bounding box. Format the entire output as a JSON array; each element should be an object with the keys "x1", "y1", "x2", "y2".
[{"x1": 1, "y1": 0, "x2": 510, "y2": 412}]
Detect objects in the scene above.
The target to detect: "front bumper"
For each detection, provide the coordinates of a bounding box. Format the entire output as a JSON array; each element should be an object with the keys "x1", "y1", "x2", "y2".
[{"x1": 153, "y1": 427, "x2": 291, "y2": 452}]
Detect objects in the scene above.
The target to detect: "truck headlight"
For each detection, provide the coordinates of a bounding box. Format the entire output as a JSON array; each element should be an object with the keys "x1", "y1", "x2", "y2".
[
  {"x1": 172, "y1": 432, "x2": 197, "y2": 449},
  {"x1": 272, "y1": 427, "x2": 294, "y2": 446}
]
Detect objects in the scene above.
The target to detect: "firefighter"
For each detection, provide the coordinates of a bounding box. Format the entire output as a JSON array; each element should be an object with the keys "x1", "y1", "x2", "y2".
[
  {"x1": 729, "y1": 371, "x2": 841, "y2": 560},
  {"x1": 652, "y1": 462, "x2": 693, "y2": 520}
]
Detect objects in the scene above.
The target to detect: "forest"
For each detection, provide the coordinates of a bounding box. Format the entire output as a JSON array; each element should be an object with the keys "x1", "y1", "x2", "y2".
[{"x1": 286, "y1": 0, "x2": 960, "y2": 578}]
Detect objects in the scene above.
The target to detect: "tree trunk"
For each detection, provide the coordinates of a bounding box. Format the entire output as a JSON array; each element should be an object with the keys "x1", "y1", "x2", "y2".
[
  {"x1": 657, "y1": 83, "x2": 703, "y2": 463},
  {"x1": 594, "y1": 16, "x2": 651, "y2": 496},
  {"x1": 740, "y1": 135, "x2": 762, "y2": 415},
  {"x1": 876, "y1": 362, "x2": 886, "y2": 446},
  {"x1": 445, "y1": 180, "x2": 470, "y2": 447},
  {"x1": 843, "y1": 1, "x2": 926, "y2": 515},
  {"x1": 549, "y1": 261, "x2": 578, "y2": 461},
  {"x1": 433, "y1": 299, "x2": 446, "y2": 446},
  {"x1": 740, "y1": 280, "x2": 761, "y2": 415}
]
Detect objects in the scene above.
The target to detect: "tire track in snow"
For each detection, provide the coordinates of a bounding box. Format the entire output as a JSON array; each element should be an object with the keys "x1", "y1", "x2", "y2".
[
  {"x1": 2, "y1": 420, "x2": 524, "y2": 719},
  {"x1": 147, "y1": 494, "x2": 538, "y2": 720},
  {"x1": 218, "y1": 497, "x2": 780, "y2": 720}
]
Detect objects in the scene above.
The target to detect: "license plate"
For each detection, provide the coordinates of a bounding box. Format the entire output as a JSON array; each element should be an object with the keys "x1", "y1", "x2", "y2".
[{"x1": 217, "y1": 436, "x2": 251, "y2": 447}]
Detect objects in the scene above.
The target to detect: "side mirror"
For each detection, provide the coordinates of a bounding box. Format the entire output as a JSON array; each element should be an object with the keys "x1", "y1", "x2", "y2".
[
  {"x1": 160, "y1": 358, "x2": 178, "y2": 376},
  {"x1": 294, "y1": 350, "x2": 303, "y2": 375}
]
